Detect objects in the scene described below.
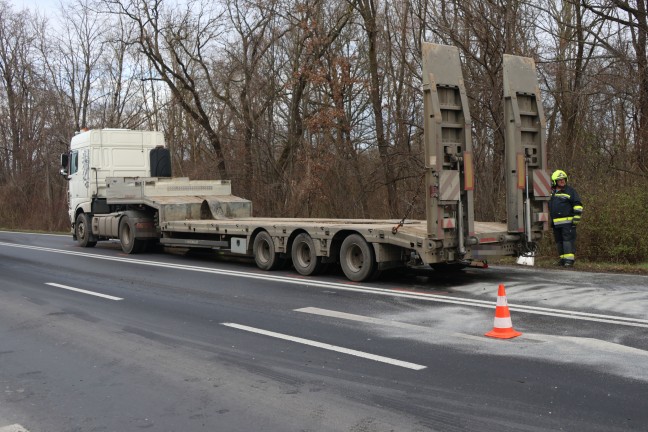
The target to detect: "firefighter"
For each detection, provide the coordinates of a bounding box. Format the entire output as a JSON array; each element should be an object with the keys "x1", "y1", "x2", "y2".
[{"x1": 549, "y1": 170, "x2": 583, "y2": 267}]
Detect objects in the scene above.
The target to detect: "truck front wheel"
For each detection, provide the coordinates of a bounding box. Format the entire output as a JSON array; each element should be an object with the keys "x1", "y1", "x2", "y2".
[
  {"x1": 75, "y1": 213, "x2": 96, "y2": 248},
  {"x1": 291, "y1": 233, "x2": 324, "y2": 276},
  {"x1": 119, "y1": 216, "x2": 145, "y2": 254},
  {"x1": 340, "y1": 234, "x2": 376, "y2": 282},
  {"x1": 253, "y1": 231, "x2": 284, "y2": 270}
]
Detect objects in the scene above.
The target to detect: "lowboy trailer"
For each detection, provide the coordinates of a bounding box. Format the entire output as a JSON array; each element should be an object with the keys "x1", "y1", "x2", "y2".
[{"x1": 60, "y1": 43, "x2": 550, "y2": 282}]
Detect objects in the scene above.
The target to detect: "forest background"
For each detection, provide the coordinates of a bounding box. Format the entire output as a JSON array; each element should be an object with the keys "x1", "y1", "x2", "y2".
[{"x1": 1, "y1": 0, "x2": 647, "y2": 264}]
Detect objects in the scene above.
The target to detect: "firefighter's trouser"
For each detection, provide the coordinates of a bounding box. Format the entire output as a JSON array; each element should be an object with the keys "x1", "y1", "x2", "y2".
[{"x1": 553, "y1": 224, "x2": 576, "y2": 264}]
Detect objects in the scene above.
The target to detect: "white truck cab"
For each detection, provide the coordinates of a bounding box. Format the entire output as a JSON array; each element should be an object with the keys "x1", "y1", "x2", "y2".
[{"x1": 60, "y1": 129, "x2": 168, "y2": 242}]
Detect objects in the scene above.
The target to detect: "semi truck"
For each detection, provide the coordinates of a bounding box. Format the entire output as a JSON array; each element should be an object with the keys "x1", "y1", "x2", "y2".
[{"x1": 59, "y1": 43, "x2": 551, "y2": 282}]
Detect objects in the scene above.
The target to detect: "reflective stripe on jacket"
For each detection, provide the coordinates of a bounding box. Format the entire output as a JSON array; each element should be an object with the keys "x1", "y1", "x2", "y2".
[{"x1": 549, "y1": 184, "x2": 583, "y2": 226}]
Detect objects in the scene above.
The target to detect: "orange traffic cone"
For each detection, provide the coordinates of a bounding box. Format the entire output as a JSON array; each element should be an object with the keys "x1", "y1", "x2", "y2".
[{"x1": 485, "y1": 284, "x2": 522, "y2": 339}]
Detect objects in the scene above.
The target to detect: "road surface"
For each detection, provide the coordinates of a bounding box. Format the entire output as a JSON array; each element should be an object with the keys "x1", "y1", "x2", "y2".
[{"x1": 1, "y1": 231, "x2": 646, "y2": 431}]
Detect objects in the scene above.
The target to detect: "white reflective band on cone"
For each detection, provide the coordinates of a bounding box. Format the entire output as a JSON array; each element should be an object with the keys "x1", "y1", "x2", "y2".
[
  {"x1": 493, "y1": 317, "x2": 513, "y2": 328},
  {"x1": 496, "y1": 297, "x2": 508, "y2": 306}
]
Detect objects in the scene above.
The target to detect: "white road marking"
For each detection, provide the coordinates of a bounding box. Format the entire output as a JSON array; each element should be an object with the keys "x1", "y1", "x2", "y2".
[
  {"x1": 295, "y1": 307, "x2": 487, "y2": 342},
  {"x1": 45, "y1": 283, "x2": 123, "y2": 301},
  {"x1": 0, "y1": 425, "x2": 30, "y2": 432},
  {"x1": 2, "y1": 242, "x2": 647, "y2": 328},
  {"x1": 221, "y1": 322, "x2": 427, "y2": 370},
  {"x1": 296, "y1": 307, "x2": 425, "y2": 330}
]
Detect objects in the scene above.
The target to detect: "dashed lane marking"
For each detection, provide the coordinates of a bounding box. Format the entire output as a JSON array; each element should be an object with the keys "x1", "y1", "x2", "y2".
[
  {"x1": 45, "y1": 282, "x2": 124, "y2": 301},
  {"x1": 221, "y1": 322, "x2": 427, "y2": 370}
]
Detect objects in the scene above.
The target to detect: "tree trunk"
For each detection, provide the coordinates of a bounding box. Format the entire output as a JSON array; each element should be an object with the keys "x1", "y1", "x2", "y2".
[{"x1": 355, "y1": 0, "x2": 398, "y2": 218}]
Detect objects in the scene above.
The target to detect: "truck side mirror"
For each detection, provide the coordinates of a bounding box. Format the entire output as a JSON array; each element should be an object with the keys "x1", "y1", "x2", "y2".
[{"x1": 60, "y1": 153, "x2": 69, "y2": 179}]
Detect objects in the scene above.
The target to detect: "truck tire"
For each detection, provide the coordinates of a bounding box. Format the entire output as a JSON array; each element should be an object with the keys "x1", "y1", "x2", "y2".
[
  {"x1": 253, "y1": 231, "x2": 284, "y2": 270},
  {"x1": 291, "y1": 233, "x2": 324, "y2": 276},
  {"x1": 75, "y1": 213, "x2": 96, "y2": 248},
  {"x1": 119, "y1": 216, "x2": 145, "y2": 254},
  {"x1": 340, "y1": 234, "x2": 376, "y2": 282}
]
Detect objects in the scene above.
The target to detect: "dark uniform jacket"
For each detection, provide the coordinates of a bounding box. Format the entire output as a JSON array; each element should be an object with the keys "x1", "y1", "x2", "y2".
[{"x1": 549, "y1": 185, "x2": 583, "y2": 227}]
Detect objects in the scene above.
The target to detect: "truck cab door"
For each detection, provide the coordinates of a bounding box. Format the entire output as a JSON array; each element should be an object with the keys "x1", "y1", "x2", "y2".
[{"x1": 67, "y1": 148, "x2": 91, "y2": 216}]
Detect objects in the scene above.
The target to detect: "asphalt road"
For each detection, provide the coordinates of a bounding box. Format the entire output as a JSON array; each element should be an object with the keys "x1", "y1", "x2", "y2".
[{"x1": 1, "y1": 231, "x2": 647, "y2": 432}]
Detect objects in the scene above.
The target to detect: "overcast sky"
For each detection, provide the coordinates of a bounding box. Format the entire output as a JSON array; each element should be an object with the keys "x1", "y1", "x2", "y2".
[{"x1": 14, "y1": 0, "x2": 61, "y2": 14}]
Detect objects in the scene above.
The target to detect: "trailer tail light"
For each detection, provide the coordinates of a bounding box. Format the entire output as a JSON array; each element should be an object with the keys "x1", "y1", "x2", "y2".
[{"x1": 463, "y1": 151, "x2": 474, "y2": 190}]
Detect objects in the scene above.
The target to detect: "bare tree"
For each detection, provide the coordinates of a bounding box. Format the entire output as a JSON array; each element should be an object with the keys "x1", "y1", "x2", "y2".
[
  {"x1": 581, "y1": 0, "x2": 648, "y2": 173},
  {"x1": 382, "y1": 0, "x2": 425, "y2": 218},
  {"x1": 534, "y1": 0, "x2": 605, "y2": 174},
  {"x1": 106, "y1": 0, "x2": 230, "y2": 177},
  {"x1": 97, "y1": 12, "x2": 150, "y2": 128},
  {"x1": 221, "y1": 0, "x2": 288, "y2": 195},
  {"x1": 0, "y1": 3, "x2": 70, "y2": 230},
  {"x1": 350, "y1": 0, "x2": 400, "y2": 217},
  {"x1": 260, "y1": 0, "x2": 355, "y2": 215},
  {"x1": 41, "y1": 0, "x2": 106, "y2": 131},
  {"x1": 0, "y1": 3, "x2": 23, "y2": 180},
  {"x1": 424, "y1": 0, "x2": 539, "y2": 220}
]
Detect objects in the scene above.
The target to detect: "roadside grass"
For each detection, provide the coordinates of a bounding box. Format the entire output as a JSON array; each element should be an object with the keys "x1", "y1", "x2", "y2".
[{"x1": 0, "y1": 228, "x2": 69, "y2": 235}]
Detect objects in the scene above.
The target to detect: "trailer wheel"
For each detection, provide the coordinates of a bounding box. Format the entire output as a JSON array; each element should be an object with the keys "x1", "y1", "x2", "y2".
[
  {"x1": 119, "y1": 216, "x2": 145, "y2": 254},
  {"x1": 339, "y1": 234, "x2": 376, "y2": 282},
  {"x1": 75, "y1": 213, "x2": 96, "y2": 248},
  {"x1": 253, "y1": 231, "x2": 284, "y2": 270},
  {"x1": 291, "y1": 233, "x2": 324, "y2": 276}
]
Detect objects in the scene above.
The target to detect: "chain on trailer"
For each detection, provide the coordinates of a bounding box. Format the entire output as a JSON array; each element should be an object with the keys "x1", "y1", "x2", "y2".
[{"x1": 392, "y1": 172, "x2": 426, "y2": 235}]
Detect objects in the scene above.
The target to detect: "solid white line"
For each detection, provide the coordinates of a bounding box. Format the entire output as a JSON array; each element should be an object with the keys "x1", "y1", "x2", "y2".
[
  {"x1": 510, "y1": 303, "x2": 648, "y2": 324},
  {"x1": 45, "y1": 283, "x2": 123, "y2": 301},
  {"x1": 221, "y1": 322, "x2": 427, "y2": 370},
  {"x1": 508, "y1": 309, "x2": 648, "y2": 328},
  {"x1": 2, "y1": 242, "x2": 647, "y2": 328}
]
